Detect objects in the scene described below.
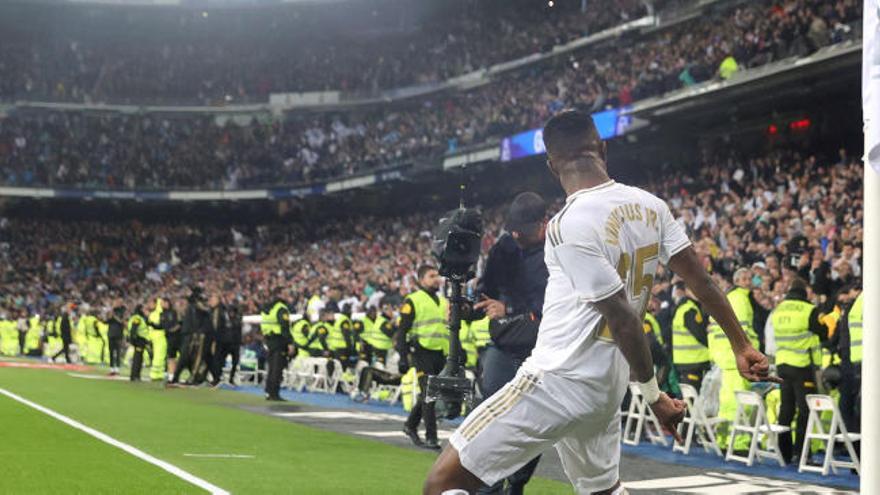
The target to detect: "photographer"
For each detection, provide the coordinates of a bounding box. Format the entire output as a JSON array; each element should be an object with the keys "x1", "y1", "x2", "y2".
[{"x1": 471, "y1": 192, "x2": 549, "y2": 495}]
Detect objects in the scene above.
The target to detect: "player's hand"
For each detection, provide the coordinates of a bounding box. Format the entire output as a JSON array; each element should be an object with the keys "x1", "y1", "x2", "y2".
[
  {"x1": 736, "y1": 344, "x2": 783, "y2": 383},
  {"x1": 648, "y1": 393, "x2": 686, "y2": 444},
  {"x1": 474, "y1": 296, "x2": 506, "y2": 320},
  {"x1": 287, "y1": 344, "x2": 295, "y2": 356}
]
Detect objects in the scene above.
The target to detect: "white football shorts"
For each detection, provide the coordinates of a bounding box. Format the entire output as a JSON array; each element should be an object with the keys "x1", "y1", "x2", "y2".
[{"x1": 449, "y1": 343, "x2": 630, "y2": 494}]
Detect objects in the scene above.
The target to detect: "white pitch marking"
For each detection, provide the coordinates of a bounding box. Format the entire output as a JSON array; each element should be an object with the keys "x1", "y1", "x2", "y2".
[
  {"x1": 676, "y1": 483, "x2": 777, "y2": 494},
  {"x1": 274, "y1": 411, "x2": 405, "y2": 422},
  {"x1": 0, "y1": 387, "x2": 229, "y2": 495},
  {"x1": 623, "y1": 475, "x2": 730, "y2": 490},
  {"x1": 184, "y1": 453, "x2": 256, "y2": 459},
  {"x1": 67, "y1": 372, "x2": 127, "y2": 381}
]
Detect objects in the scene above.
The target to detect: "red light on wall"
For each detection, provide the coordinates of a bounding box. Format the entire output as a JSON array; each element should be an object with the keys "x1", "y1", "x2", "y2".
[
  {"x1": 768, "y1": 124, "x2": 778, "y2": 134},
  {"x1": 789, "y1": 118, "x2": 811, "y2": 131}
]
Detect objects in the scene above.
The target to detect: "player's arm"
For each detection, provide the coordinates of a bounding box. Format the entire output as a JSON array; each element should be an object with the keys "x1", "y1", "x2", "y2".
[
  {"x1": 668, "y1": 246, "x2": 778, "y2": 382},
  {"x1": 592, "y1": 290, "x2": 655, "y2": 383}
]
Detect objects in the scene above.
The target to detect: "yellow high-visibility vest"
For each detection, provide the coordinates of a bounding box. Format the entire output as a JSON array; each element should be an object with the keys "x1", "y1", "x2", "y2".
[
  {"x1": 849, "y1": 294, "x2": 863, "y2": 364},
  {"x1": 771, "y1": 299, "x2": 821, "y2": 368},
  {"x1": 407, "y1": 290, "x2": 449, "y2": 353},
  {"x1": 672, "y1": 299, "x2": 709, "y2": 365}
]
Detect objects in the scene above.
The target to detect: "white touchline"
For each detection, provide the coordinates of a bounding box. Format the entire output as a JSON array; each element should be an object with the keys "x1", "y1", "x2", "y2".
[
  {"x1": 0, "y1": 387, "x2": 230, "y2": 495},
  {"x1": 184, "y1": 454, "x2": 256, "y2": 459}
]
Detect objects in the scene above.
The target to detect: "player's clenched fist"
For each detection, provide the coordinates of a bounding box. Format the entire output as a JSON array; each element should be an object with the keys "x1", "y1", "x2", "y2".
[{"x1": 648, "y1": 393, "x2": 686, "y2": 444}]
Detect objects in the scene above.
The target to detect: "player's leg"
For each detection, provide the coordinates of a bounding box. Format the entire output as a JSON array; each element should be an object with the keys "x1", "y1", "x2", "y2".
[
  {"x1": 425, "y1": 369, "x2": 569, "y2": 495},
  {"x1": 555, "y1": 413, "x2": 625, "y2": 495},
  {"x1": 424, "y1": 444, "x2": 484, "y2": 495},
  {"x1": 553, "y1": 347, "x2": 630, "y2": 495}
]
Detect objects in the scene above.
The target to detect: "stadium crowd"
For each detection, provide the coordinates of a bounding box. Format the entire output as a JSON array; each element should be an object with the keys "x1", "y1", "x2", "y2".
[
  {"x1": 0, "y1": 0, "x2": 646, "y2": 104},
  {"x1": 0, "y1": 139, "x2": 865, "y2": 463},
  {"x1": 0, "y1": 0, "x2": 861, "y2": 188},
  {"x1": 0, "y1": 143, "x2": 861, "y2": 356}
]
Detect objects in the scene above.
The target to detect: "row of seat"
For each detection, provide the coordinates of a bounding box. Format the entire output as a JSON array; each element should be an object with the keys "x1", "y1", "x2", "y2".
[{"x1": 624, "y1": 383, "x2": 861, "y2": 476}]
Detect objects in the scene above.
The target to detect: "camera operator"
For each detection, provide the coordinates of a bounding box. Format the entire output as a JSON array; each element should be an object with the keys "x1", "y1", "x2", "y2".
[{"x1": 471, "y1": 192, "x2": 549, "y2": 495}]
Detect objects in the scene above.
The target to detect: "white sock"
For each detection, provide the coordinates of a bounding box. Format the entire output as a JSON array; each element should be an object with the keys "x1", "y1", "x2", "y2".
[{"x1": 440, "y1": 490, "x2": 469, "y2": 495}]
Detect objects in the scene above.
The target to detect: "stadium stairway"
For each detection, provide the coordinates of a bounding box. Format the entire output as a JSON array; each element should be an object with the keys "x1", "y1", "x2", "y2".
[{"x1": 227, "y1": 384, "x2": 859, "y2": 492}]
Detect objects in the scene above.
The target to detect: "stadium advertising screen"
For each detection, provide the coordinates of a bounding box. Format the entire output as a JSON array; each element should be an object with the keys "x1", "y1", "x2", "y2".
[{"x1": 500, "y1": 107, "x2": 632, "y2": 162}]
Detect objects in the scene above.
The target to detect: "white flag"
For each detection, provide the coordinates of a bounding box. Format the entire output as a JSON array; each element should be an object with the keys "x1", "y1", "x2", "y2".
[{"x1": 864, "y1": 0, "x2": 880, "y2": 174}]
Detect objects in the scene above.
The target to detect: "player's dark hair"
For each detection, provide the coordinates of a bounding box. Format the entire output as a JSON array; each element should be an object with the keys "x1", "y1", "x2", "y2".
[
  {"x1": 542, "y1": 110, "x2": 603, "y2": 162},
  {"x1": 417, "y1": 264, "x2": 437, "y2": 280}
]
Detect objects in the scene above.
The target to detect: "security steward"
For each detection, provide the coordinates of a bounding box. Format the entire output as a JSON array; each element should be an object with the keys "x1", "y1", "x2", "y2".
[
  {"x1": 25, "y1": 314, "x2": 43, "y2": 357},
  {"x1": 128, "y1": 304, "x2": 149, "y2": 382},
  {"x1": 319, "y1": 304, "x2": 346, "y2": 360},
  {"x1": 671, "y1": 282, "x2": 711, "y2": 389},
  {"x1": 261, "y1": 288, "x2": 293, "y2": 401},
  {"x1": 291, "y1": 315, "x2": 312, "y2": 358},
  {"x1": 354, "y1": 304, "x2": 395, "y2": 365},
  {"x1": 337, "y1": 303, "x2": 356, "y2": 369},
  {"x1": 304, "y1": 317, "x2": 331, "y2": 357},
  {"x1": 472, "y1": 191, "x2": 548, "y2": 495},
  {"x1": 399, "y1": 264, "x2": 448, "y2": 451},
  {"x1": 148, "y1": 297, "x2": 167, "y2": 382},
  {"x1": 837, "y1": 290, "x2": 863, "y2": 434},
  {"x1": 770, "y1": 278, "x2": 828, "y2": 463},
  {"x1": 708, "y1": 268, "x2": 764, "y2": 451}
]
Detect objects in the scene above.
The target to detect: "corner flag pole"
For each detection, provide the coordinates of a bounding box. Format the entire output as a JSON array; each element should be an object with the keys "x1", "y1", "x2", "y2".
[{"x1": 862, "y1": 2, "x2": 879, "y2": 492}]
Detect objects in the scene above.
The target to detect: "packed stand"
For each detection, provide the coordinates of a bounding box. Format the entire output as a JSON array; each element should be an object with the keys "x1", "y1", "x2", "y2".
[
  {"x1": 0, "y1": 143, "x2": 865, "y2": 464},
  {"x1": 0, "y1": 0, "x2": 647, "y2": 104},
  {"x1": 0, "y1": 0, "x2": 862, "y2": 189}
]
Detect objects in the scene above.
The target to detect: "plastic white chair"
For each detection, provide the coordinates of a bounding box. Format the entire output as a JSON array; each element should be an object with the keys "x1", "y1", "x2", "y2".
[
  {"x1": 673, "y1": 383, "x2": 726, "y2": 456},
  {"x1": 725, "y1": 390, "x2": 789, "y2": 467},
  {"x1": 304, "y1": 357, "x2": 330, "y2": 393},
  {"x1": 622, "y1": 383, "x2": 668, "y2": 446},
  {"x1": 799, "y1": 394, "x2": 861, "y2": 475}
]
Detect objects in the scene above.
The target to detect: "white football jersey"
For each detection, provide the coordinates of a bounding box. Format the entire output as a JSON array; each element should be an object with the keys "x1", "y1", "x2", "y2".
[{"x1": 524, "y1": 180, "x2": 691, "y2": 380}]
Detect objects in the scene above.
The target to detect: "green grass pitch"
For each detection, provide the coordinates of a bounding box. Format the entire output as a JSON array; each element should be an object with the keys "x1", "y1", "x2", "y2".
[{"x1": 0, "y1": 365, "x2": 569, "y2": 494}]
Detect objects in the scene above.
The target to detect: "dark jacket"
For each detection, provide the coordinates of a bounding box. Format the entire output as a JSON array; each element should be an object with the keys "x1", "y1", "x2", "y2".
[
  {"x1": 183, "y1": 302, "x2": 210, "y2": 336},
  {"x1": 107, "y1": 306, "x2": 125, "y2": 339},
  {"x1": 223, "y1": 305, "x2": 243, "y2": 345},
  {"x1": 60, "y1": 314, "x2": 72, "y2": 343},
  {"x1": 477, "y1": 233, "x2": 548, "y2": 359}
]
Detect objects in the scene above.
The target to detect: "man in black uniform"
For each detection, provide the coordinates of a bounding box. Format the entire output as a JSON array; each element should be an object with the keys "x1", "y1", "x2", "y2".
[
  {"x1": 170, "y1": 288, "x2": 211, "y2": 385},
  {"x1": 399, "y1": 265, "x2": 447, "y2": 450},
  {"x1": 212, "y1": 295, "x2": 243, "y2": 387},
  {"x1": 52, "y1": 305, "x2": 73, "y2": 363},
  {"x1": 263, "y1": 287, "x2": 293, "y2": 401},
  {"x1": 107, "y1": 302, "x2": 126, "y2": 376},
  {"x1": 162, "y1": 299, "x2": 181, "y2": 383},
  {"x1": 471, "y1": 192, "x2": 549, "y2": 495}
]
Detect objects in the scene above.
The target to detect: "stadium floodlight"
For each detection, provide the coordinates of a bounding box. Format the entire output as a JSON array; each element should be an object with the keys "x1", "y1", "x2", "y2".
[{"x1": 861, "y1": 1, "x2": 879, "y2": 492}]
